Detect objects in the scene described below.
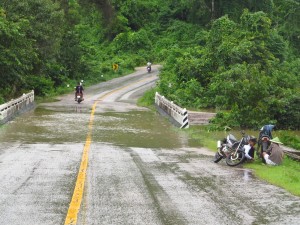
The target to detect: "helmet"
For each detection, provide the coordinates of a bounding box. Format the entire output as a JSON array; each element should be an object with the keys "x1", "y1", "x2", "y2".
[
  {"x1": 249, "y1": 136, "x2": 257, "y2": 143},
  {"x1": 243, "y1": 135, "x2": 251, "y2": 144}
]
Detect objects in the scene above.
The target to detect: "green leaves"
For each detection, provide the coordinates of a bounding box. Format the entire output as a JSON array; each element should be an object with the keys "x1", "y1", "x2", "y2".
[
  {"x1": 157, "y1": 8, "x2": 299, "y2": 129},
  {"x1": 0, "y1": 1, "x2": 65, "y2": 99},
  {"x1": 0, "y1": 9, "x2": 37, "y2": 97},
  {"x1": 112, "y1": 29, "x2": 152, "y2": 52},
  {"x1": 26, "y1": 75, "x2": 54, "y2": 97},
  {"x1": 0, "y1": 0, "x2": 299, "y2": 131},
  {"x1": 240, "y1": 10, "x2": 271, "y2": 36}
]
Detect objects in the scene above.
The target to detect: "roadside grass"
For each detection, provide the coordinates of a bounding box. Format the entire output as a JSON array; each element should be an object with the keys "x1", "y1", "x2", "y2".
[
  {"x1": 138, "y1": 94, "x2": 300, "y2": 197},
  {"x1": 186, "y1": 125, "x2": 300, "y2": 197},
  {"x1": 137, "y1": 88, "x2": 157, "y2": 109},
  {"x1": 244, "y1": 157, "x2": 300, "y2": 197}
]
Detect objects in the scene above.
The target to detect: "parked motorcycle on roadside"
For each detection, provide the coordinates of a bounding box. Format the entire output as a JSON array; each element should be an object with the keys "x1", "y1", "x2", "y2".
[{"x1": 214, "y1": 131, "x2": 251, "y2": 166}]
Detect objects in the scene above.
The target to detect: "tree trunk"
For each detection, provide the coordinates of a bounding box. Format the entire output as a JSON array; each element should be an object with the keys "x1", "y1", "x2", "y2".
[{"x1": 211, "y1": 0, "x2": 215, "y2": 19}]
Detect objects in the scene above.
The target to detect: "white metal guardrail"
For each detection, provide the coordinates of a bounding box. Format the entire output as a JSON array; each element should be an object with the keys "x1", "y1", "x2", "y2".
[
  {"x1": 155, "y1": 92, "x2": 189, "y2": 129},
  {"x1": 0, "y1": 90, "x2": 35, "y2": 124}
]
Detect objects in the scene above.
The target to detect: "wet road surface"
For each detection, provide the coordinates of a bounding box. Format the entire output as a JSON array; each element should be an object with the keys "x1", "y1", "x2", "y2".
[{"x1": 0, "y1": 66, "x2": 300, "y2": 225}]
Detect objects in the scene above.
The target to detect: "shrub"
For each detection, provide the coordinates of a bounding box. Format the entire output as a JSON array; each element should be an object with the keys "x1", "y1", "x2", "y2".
[{"x1": 26, "y1": 75, "x2": 54, "y2": 96}]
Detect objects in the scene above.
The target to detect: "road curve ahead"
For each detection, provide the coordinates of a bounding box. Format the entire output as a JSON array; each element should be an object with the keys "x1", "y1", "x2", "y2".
[{"x1": 0, "y1": 66, "x2": 300, "y2": 225}]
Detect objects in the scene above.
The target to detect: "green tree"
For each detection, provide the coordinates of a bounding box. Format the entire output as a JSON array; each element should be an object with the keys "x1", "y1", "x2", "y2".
[
  {"x1": 272, "y1": 0, "x2": 300, "y2": 55},
  {"x1": 0, "y1": 8, "x2": 37, "y2": 99}
]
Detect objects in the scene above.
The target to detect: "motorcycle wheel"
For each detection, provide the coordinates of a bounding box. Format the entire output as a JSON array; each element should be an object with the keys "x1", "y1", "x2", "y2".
[
  {"x1": 225, "y1": 149, "x2": 245, "y2": 166},
  {"x1": 77, "y1": 98, "x2": 82, "y2": 103},
  {"x1": 213, "y1": 152, "x2": 223, "y2": 163}
]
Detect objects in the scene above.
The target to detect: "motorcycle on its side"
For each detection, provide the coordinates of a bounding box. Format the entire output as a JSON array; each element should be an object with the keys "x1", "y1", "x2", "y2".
[{"x1": 214, "y1": 131, "x2": 251, "y2": 166}]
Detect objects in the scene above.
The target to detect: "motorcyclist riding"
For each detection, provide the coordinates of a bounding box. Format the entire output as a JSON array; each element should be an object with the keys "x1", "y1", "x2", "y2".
[
  {"x1": 75, "y1": 82, "x2": 84, "y2": 101},
  {"x1": 147, "y1": 61, "x2": 152, "y2": 72}
]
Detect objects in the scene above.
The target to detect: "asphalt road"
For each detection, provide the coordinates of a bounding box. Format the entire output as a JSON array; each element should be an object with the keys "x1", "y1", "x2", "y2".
[{"x1": 0, "y1": 66, "x2": 300, "y2": 225}]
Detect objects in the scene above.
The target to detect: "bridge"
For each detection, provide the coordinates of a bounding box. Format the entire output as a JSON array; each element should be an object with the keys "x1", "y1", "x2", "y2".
[
  {"x1": 0, "y1": 90, "x2": 35, "y2": 124},
  {"x1": 155, "y1": 92, "x2": 216, "y2": 128}
]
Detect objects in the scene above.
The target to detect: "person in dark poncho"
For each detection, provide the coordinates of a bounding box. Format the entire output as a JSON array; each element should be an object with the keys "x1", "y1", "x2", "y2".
[{"x1": 257, "y1": 124, "x2": 274, "y2": 162}]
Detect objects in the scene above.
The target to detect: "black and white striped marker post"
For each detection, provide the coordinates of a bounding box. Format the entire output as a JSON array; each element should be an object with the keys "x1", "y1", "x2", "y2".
[{"x1": 180, "y1": 108, "x2": 189, "y2": 129}]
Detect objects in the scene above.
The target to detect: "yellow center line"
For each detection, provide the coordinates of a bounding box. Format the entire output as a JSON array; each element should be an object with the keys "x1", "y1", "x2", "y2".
[{"x1": 64, "y1": 76, "x2": 155, "y2": 225}]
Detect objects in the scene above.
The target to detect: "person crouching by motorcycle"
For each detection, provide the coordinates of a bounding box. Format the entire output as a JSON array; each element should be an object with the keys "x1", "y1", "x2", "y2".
[
  {"x1": 75, "y1": 82, "x2": 84, "y2": 100},
  {"x1": 257, "y1": 124, "x2": 275, "y2": 160},
  {"x1": 262, "y1": 137, "x2": 284, "y2": 166},
  {"x1": 244, "y1": 136, "x2": 257, "y2": 162}
]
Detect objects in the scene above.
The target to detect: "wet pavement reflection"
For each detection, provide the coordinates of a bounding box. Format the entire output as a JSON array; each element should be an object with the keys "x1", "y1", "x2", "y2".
[
  {"x1": 0, "y1": 107, "x2": 198, "y2": 149},
  {"x1": 242, "y1": 169, "x2": 253, "y2": 182},
  {"x1": 1, "y1": 68, "x2": 300, "y2": 225}
]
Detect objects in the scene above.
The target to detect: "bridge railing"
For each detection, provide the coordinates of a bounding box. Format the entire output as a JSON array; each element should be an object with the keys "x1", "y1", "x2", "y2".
[
  {"x1": 155, "y1": 92, "x2": 189, "y2": 128},
  {"x1": 0, "y1": 90, "x2": 35, "y2": 124}
]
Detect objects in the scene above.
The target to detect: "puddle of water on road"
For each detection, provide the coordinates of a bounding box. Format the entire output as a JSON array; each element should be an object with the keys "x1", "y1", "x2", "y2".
[
  {"x1": 0, "y1": 107, "x2": 89, "y2": 143},
  {"x1": 241, "y1": 169, "x2": 254, "y2": 181},
  {"x1": 92, "y1": 111, "x2": 200, "y2": 148},
  {"x1": 0, "y1": 107, "x2": 201, "y2": 149}
]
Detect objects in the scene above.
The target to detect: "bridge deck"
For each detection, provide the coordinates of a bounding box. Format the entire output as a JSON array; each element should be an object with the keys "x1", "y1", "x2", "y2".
[{"x1": 188, "y1": 111, "x2": 216, "y2": 125}]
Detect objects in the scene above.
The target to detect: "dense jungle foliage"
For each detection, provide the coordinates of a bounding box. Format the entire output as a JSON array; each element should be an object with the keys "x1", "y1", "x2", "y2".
[{"x1": 0, "y1": 0, "x2": 299, "y2": 129}]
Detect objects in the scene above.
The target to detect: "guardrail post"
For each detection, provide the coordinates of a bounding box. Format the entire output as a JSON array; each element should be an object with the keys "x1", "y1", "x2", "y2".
[{"x1": 180, "y1": 108, "x2": 189, "y2": 129}]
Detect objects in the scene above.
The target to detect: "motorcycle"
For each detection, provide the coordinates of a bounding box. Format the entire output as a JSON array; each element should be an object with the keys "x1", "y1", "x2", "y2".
[
  {"x1": 147, "y1": 66, "x2": 151, "y2": 73},
  {"x1": 75, "y1": 92, "x2": 84, "y2": 104},
  {"x1": 214, "y1": 131, "x2": 251, "y2": 166}
]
